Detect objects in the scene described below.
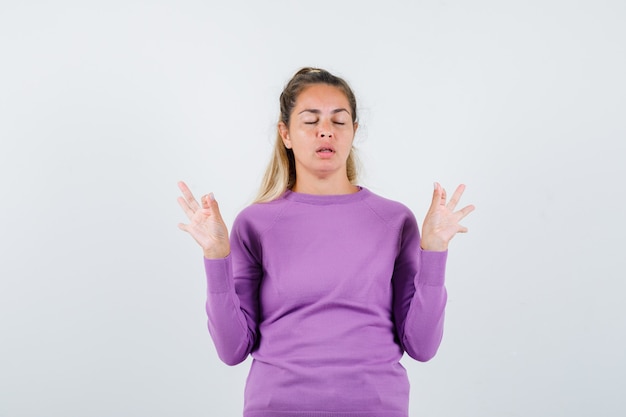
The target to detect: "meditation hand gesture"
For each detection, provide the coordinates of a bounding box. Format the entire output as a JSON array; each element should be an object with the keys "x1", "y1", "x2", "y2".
[
  {"x1": 420, "y1": 182, "x2": 475, "y2": 252},
  {"x1": 177, "y1": 181, "x2": 231, "y2": 259}
]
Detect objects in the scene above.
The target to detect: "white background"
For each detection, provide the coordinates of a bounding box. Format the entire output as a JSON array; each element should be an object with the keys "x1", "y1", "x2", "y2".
[{"x1": 1, "y1": 1, "x2": 624, "y2": 416}]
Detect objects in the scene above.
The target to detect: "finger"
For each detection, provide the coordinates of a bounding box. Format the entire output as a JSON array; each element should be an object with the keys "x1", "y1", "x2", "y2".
[
  {"x1": 430, "y1": 182, "x2": 444, "y2": 208},
  {"x1": 201, "y1": 193, "x2": 215, "y2": 210},
  {"x1": 178, "y1": 181, "x2": 201, "y2": 212},
  {"x1": 446, "y1": 184, "x2": 466, "y2": 211},
  {"x1": 177, "y1": 196, "x2": 196, "y2": 219},
  {"x1": 458, "y1": 224, "x2": 468, "y2": 233},
  {"x1": 455, "y1": 204, "x2": 475, "y2": 220},
  {"x1": 205, "y1": 193, "x2": 225, "y2": 223}
]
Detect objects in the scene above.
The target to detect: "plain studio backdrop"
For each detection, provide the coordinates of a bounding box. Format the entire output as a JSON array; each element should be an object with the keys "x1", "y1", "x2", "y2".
[{"x1": 1, "y1": 1, "x2": 624, "y2": 416}]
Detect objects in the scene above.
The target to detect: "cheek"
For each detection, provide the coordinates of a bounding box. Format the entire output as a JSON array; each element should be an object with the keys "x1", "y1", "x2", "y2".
[
  {"x1": 292, "y1": 127, "x2": 315, "y2": 141},
  {"x1": 341, "y1": 129, "x2": 356, "y2": 144}
]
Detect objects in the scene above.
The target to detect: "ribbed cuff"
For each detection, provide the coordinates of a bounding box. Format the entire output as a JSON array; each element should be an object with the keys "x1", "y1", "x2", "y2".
[
  {"x1": 204, "y1": 254, "x2": 233, "y2": 293},
  {"x1": 416, "y1": 247, "x2": 447, "y2": 286}
]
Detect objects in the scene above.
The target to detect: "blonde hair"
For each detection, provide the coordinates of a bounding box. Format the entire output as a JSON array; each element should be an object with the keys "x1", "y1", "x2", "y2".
[{"x1": 255, "y1": 67, "x2": 360, "y2": 203}]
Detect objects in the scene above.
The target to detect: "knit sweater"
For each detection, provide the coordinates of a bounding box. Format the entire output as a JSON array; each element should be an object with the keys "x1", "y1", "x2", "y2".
[{"x1": 203, "y1": 187, "x2": 448, "y2": 417}]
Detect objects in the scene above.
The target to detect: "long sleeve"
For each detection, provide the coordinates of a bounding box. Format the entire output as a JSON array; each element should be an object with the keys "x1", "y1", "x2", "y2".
[
  {"x1": 203, "y1": 215, "x2": 263, "y2": 366},
  {"x1": 392, "y1": 212, "x2": 448, "y2": 362}
]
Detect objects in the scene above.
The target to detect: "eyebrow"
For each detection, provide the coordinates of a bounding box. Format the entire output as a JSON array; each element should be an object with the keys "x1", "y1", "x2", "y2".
[{"x1": 298, "y1": 108, "x2": 351, "y2": 116}]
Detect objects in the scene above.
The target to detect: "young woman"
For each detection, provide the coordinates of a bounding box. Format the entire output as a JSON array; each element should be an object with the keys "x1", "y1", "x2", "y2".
[{"x1": 177, "y1": 67, "x2": 474, "y2": 417}]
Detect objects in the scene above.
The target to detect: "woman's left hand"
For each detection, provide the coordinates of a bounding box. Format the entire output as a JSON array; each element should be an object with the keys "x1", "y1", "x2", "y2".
[{"x1": 420, "y1": 182, "x2": 475, "y2": 251}]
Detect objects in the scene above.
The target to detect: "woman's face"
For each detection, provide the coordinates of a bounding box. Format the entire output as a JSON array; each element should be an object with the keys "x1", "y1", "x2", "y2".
[{"x1": 279, "y1": 83, "x2": 358, "y2": 186}]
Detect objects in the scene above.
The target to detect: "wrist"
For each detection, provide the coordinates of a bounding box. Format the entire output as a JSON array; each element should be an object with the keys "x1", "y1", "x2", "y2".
[
  {"x1": 420, "y1": 238, "x2": 448, "y2": 252},
  {"x1": 203, "y1": 246, "x2": 230, "y2": 259}
]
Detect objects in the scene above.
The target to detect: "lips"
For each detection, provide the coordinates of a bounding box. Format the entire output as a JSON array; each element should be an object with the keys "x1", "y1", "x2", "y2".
[{"x1": 316, "y1": 145, "x2": 335, "y2": 153}]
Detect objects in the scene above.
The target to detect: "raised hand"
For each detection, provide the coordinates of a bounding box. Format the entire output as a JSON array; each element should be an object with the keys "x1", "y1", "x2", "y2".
[
  {"x1": 177, "y1": 181, "x2": 231, "y2": 259},
  {"x1": 420, "y1": 182, "x2": 475, "y2": 252}
]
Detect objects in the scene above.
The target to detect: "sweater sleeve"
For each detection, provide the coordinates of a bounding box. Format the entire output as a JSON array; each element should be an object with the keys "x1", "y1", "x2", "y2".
[
  {"x1": 392, "y1": 212, "x2": 448, "y2": 362},
  {"x1": 203, "y1": 215, "x2": 262, "y2": 366}
]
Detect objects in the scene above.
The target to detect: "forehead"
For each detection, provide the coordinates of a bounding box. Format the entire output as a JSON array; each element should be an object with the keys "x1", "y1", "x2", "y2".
[{"x1": 294, "y1": 84, "x2": 351, "y2": 113}]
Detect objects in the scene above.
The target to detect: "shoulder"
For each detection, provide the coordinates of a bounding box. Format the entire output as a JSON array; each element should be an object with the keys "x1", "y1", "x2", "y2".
[
  {"x1": 361, "y1": 188, "x2": 417, "y2": 229},
  {"x1": 232, "y1": 195, "x2": 290, "y2": 236}
]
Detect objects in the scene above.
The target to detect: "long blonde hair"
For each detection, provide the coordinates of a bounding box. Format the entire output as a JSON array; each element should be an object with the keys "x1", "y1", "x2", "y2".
[{"x1": 254, "y1": 68, "x2": 360, "y2": 203}]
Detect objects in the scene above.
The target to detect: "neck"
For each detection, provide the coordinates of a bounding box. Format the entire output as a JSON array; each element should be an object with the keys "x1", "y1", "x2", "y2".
[{"x1": 292, "y1": 176, "x2": 358, "y2": 195}]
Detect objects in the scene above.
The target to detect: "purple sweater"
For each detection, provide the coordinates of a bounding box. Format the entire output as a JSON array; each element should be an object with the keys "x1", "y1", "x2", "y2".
[{"x1": 203, "y1": 187, "x2": 448, "y2": 417}]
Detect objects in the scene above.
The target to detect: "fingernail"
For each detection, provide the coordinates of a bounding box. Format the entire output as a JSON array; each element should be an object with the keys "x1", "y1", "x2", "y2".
[{"x1": 209, "y1": 192, "x2": 215, "y2": 201}]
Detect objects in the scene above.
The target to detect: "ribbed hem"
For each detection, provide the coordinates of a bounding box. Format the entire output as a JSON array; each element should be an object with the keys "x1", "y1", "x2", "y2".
[{"x1": 246, "y1": 411, "x2": 406, "y2": 417}]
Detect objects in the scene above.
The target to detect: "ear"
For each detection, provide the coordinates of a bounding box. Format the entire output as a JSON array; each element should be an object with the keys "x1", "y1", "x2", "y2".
[
  {"x1": 278, "y1": 122, "x2": 291, "y2": 149},
  {"x1": 353, "y1": 122, "x2": 359, "y2": 134}
]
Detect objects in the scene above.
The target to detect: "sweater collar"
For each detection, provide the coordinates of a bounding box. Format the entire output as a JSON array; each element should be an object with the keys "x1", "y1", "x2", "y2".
[{"x1": 282, "y1": 186, "x2": 370, "y2": 205}]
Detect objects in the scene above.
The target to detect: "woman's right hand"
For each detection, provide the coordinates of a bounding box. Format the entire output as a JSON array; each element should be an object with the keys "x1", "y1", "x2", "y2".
[{"x1": 177, "y1": 181, "x2": 231, "y2": 259}]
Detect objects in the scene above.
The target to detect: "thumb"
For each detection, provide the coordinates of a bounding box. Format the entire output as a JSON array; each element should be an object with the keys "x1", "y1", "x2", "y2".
[{"x1": 202, "y1": 193, "x2": 224, "y2": 221}]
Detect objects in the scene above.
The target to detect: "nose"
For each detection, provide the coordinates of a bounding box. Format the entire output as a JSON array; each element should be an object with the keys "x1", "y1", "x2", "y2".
[{"x1": 318, "y1": 120, "x2": 333, "y2": 138}]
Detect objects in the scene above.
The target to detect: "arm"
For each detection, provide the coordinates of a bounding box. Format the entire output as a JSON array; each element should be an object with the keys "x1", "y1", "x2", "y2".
[
  {"x1": 393, "y1": 182, "x2": 474, "y2": 361},
  {"x1": 393, "y1": 215, "x2": 448, "y2": 362},
  {"x1": 204, "y1": 237, "x2": 261, "y2": 365},
  {"x1": 204, "y1": 213, "x2": 262, "y2": 365},
  {"x1": 177, "y1": 181, "x2": 260, "y2": 365}
]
